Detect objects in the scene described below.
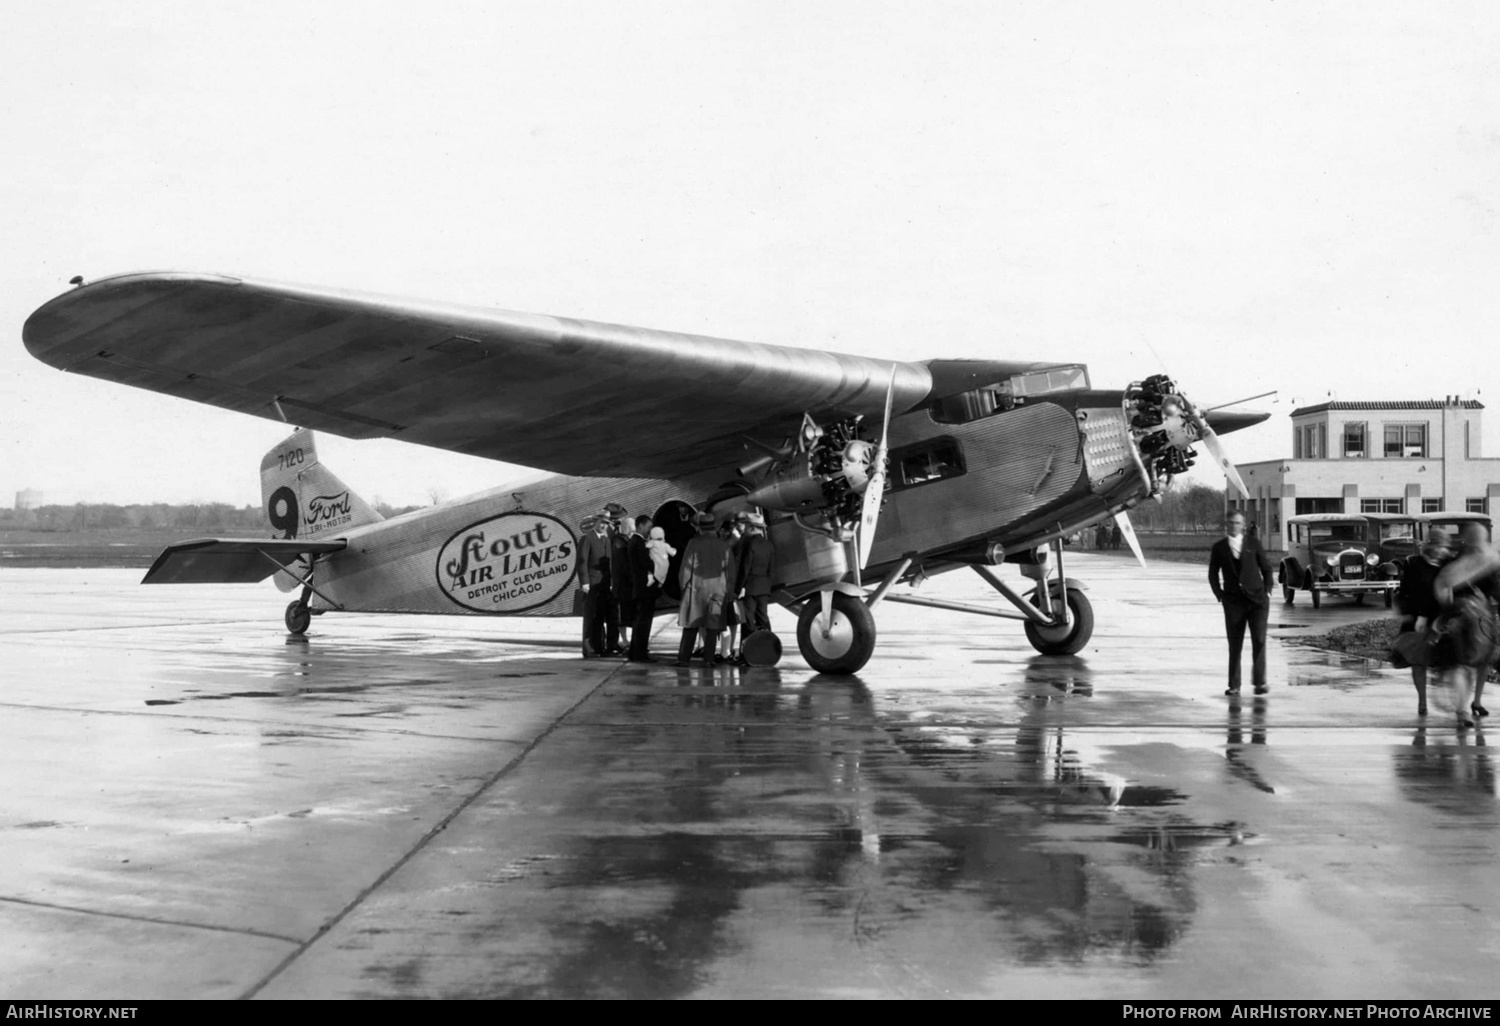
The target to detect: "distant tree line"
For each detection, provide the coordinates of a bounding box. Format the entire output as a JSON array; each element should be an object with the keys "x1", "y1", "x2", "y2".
[
  {"x1": 1, "y1": 501, "x2": 421, "y2": 533},
  {"x1": 1127, "y1": 482, "x2": 1227, "y2": 533}
]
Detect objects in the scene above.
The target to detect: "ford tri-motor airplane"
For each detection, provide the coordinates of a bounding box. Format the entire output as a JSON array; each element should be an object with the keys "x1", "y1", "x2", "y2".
[{"x1": 23, "y1": 273, "x2": 1263, "y2": 673}]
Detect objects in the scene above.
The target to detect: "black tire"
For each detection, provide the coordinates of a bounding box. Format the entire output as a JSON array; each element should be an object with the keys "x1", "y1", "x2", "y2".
[
  {"x1": 1354, "y1": 593, "x2": 1365, "y2": 606},
  {"x1": 1311, "y1": 584, "x2": 1321, "y2": 610},
  {"x1": 1024, "y1": 588, "x2": 1094, "y2": 656},
  {"x1": 1283, "y1": 584, "x2": 1295, "y2": 605},
  {"x1": 1384, "y1": 589, "x2": 1393, "y2": 609},
  {"x1": 796, "y1": 591, "x2": 877, "y2": 674},
  {"x1": 285, "y1": 600, "x2": 311, "y2": 635}
]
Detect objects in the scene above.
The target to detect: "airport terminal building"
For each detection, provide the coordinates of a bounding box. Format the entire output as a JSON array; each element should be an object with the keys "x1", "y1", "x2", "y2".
[{"x1": 1232, "y1": 397, "x2": 1500, "y2": 552}]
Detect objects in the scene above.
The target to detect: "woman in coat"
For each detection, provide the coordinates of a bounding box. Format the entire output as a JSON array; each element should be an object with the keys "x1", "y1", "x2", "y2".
[{"x1": 675, "y1": 512, "x2": 738, "y2": 666}]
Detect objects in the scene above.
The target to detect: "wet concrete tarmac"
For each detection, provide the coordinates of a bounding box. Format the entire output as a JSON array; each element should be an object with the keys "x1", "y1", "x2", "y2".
[{"x1": 2, "y1": 556, "x2": 1498, "y2": 999}]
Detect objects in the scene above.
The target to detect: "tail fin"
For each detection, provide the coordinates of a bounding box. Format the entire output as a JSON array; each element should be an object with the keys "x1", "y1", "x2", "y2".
[{"x1": 260, "y1": 429, "x2": 383, "y2": 591}]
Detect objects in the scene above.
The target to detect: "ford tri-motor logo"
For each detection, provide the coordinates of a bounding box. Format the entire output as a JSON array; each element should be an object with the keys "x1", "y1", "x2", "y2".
[{"x1": 435, "y1": 512, "x2": 576, "y2": 614}]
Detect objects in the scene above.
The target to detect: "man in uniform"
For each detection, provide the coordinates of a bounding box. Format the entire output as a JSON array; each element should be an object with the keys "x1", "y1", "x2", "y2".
[{"x1": 1208, "y1": 510, "x2": 1276, "y2": 695}]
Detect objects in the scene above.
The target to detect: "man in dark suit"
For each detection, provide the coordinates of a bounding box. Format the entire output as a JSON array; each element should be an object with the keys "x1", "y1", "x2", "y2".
[
  {"x1": 576, "y1": 514, "x2": 613, "y2": 657},
  {"x1": 736, "y1": 512, "x2": 775, "y2": 635},
  {"x1": 1208, "y1": 510, "x2": 1276, "y2": 695},
  {"x1": 627, "y1": 514, "x2": 658, "y2": 662}
]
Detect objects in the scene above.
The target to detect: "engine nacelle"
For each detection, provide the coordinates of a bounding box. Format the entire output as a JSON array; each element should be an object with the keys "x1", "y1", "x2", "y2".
[{"x1": 742, "y1": 437, "x2": 879, "y2": 513}]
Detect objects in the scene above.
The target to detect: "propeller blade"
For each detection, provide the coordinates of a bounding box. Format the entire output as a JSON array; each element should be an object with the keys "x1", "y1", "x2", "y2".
[
  {"x1": 1201, "y1": 427, "x2": 1250, "y2": 500},
  {"x1": 1114, "y1": 511, "x2": 1146, "y2": 569},
  {"x1": 857, "y1": 366, "x2": 899, "y2": 569},
  {"x1": 1182, "y1": 396, "x2": 1250, "y2": 500}
]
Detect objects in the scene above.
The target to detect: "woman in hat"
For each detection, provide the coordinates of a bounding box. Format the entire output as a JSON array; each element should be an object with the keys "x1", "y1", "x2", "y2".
[{"x1": 675, "y1": 511, "x2": 737, "y2": 666}]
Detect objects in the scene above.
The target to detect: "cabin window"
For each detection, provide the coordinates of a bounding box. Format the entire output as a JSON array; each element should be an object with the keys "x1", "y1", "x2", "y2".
[
  {"x1": 1360, "y1": 498, "x2": 1403, "y2": 514},
  {"x1": 929, "y1": 365, "x2": 1088, "y2": 425},
  {"x1": 891, "y1": 439, "x2": 966, "y2": 490}
]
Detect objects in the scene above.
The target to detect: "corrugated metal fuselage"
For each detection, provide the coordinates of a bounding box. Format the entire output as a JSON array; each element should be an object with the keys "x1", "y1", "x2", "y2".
[{"x1": 307, "y1": 391, "x2": 1146, "y2": 616}]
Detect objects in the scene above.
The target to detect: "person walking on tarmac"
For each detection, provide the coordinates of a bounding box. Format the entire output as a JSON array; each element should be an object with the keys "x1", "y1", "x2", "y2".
[
  {"x1": 1434, "y1": 522, "x2": 1500, "y2": 729},
  {"x1": 1208, "y1": 510, "x2": 1276, "y2": 696},
  {"x1": 1395, "y1": 526, "x2": 1454, "y2": 717},
  {"x1": 577, "y1": 514, "x2": 616, "y2": 658}
]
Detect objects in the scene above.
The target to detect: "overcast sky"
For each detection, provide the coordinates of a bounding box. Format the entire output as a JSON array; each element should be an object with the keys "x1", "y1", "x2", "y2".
[{"x1": 4, "y1": 1, "x2": 1498, "y2": 508}]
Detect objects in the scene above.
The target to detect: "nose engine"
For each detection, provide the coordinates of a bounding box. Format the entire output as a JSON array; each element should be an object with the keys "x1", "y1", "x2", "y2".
[{"x1": 1126, "y1": 373, "x2": 1249, "y2": 499}]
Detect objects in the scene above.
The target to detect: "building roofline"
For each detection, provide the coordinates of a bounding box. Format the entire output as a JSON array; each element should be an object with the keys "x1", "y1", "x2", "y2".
[{"x1": 1292, "y1": 400, "x2": 1483, "y2": 416}]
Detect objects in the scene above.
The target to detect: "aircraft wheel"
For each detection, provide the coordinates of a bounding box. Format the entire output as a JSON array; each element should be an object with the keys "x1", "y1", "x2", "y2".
[
  {"x1": 1283, "y1": 584, "x2": 1296, "y2": 605},
  {"x1": 285, "y1": 600, "x2": 311, "y2": 635},
  {"x1": 796, "y1": 592, "x2": 877, "y2": 674},
  {"x1": 1024, "y1": 588, "x2": 1094, "y2": 656}
]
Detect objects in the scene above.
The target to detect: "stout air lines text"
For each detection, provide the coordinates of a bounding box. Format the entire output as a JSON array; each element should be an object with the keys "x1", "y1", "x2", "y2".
[{"x1": 445, "y1": 522, "x2": 573, "y2": 591}]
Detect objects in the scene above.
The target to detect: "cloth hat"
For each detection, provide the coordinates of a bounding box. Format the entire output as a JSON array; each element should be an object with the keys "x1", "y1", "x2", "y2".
[
  {"x1": 579, "y1": 516, "x2": 596, "y2": 531},
  {"x1": 601, "y1": 502, "x2": 627, "y2": 518},
  {"x1": 694, "y1": 511, "x2": 717, "y2": 527}
]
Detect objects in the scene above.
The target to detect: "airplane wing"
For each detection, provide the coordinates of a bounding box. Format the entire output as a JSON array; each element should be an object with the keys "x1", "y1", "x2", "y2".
[
  {"x1": 141, "y1": 538, "x2": 348, "y2": 585},
  {"x1": 22, "y1": 272, "x2": 975, "y2": 479}
]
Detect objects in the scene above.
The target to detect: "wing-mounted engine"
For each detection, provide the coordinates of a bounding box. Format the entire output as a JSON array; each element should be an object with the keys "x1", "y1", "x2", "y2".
[{"x1": 740, "y1": 413, "x2": 885, "y2": 541}]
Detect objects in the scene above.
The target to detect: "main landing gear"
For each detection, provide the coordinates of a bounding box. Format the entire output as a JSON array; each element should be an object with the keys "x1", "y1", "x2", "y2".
[
  {"x1": 285, "y1": 598, "x2": 311, "y2": 635},
  {"x1": 796, "y1": 591, "x2": 878, "y2": 674},
  {"x1": 791, "y1": 536, "x2": 1096, "y2": 674}
]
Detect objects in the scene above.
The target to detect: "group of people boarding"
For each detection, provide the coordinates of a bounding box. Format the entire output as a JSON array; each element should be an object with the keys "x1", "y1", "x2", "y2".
[
  {"x1": 576, "y1": 504, "x2": 774, "y2": 667},
  {"x1": 1396, "y1": 523, "x2": 1500, "y2": 729}
]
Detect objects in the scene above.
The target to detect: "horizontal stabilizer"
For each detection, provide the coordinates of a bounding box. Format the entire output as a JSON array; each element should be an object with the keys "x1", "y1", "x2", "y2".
[{"x1": 142, "y1": 538, "x2": 347, "y2": 585}]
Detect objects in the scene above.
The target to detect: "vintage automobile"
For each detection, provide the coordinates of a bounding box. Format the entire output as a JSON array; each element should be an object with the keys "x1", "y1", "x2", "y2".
[
  {"x1": 1414, "y1": 510, "x2": 1492, "y2": 544},
  {"x1": 1280, "y1": 513, "x2": 1400, "y2": 608},
  {"x1": 1359, "y1": 512, "x2": 1419, "y2": 569}
]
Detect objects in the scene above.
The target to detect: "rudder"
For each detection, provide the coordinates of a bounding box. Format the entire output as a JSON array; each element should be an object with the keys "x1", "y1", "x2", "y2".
[{"x1": 260, "y1": 429, "x2": 383, "y2": 590}]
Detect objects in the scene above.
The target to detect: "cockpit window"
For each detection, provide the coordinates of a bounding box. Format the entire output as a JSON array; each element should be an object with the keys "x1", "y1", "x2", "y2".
[{"x1": 930, "y1": 364, "x2": 1089, "y2": 425}]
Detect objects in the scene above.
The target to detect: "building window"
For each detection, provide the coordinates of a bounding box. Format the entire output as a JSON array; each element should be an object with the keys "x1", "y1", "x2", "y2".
[
  {"x1": 891, "y1": 439, "x2": 965, "y2": 490},
  {"x1": 1295, "y1": 497, "x2": 1342, "y2": 515},
  {"x1": 1298, "y1": 424, "x2": 1326, "y2": 459},
  {"x1": 1422, "y1": 498, "x2": 1443, "y2": 513},
  {"x1": 1467, "y1": 498, "x2": 1488, "y2": 514},
  {"x1": 1360, "y1": 498, "x2": 1403, "y2": 514},
  {"x1": 1384, "y1": 424, "x2": 1426, "y2": 458},
  {"x1": 1343, "y1": 422, "x2": 1366, "y2": 458}
]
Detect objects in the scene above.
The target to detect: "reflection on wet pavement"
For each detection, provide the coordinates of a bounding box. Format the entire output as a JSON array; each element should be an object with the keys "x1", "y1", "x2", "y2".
[{"x1": 8, "y1": 559, "x2": 1500, "y2": 998}]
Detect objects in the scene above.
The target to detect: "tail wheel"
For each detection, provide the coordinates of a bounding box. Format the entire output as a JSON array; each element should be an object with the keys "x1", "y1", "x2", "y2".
[
  {"x1": 796, "y1": 592, "x2": 877, "y2": 674},
  {"x1": 1024, "y1": 588, "x2": 1094, "y2": 656},
  {"x1": 285, "y1": 600, "x2": 311, "y2": 635}
]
